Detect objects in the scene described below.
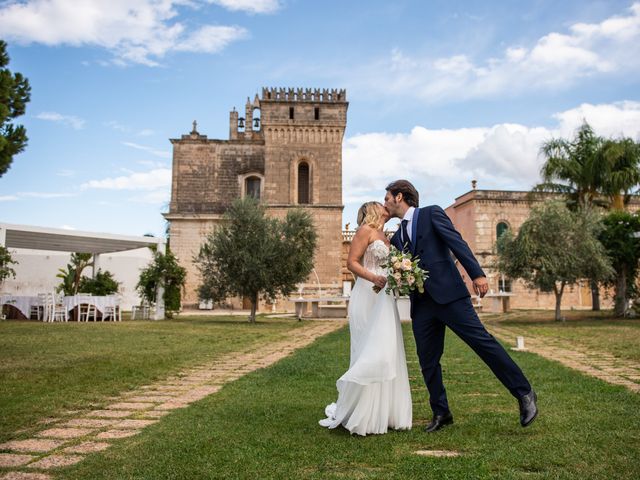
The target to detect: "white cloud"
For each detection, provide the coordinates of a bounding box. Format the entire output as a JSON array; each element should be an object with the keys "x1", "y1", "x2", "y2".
[
  {"x1": 36, "y1": 111, "x2": 85, "y2": 129},
  {"x1": 343, "y1": 101, "x2": 640, "y2": 207},
  {"x1": 0, "y1": 0, "x2": 252, "y2": 66},
  {"x1": 59, "y1": 225, "x2": 76, "y2": 230},
  {"x1": 137, "y1": 160, "x2": 168, "y2": 168},
  {"x1": 137, "y1": 128, "x2": 155, "y2": 136},
  {"x1": 0, "y1": 191, "x2": 78, "y2": 201},
  {"x1": 355, "y1": 3, "x2": 640, "y2": 102},
  {"x1": 17, "y1": 191, "x2": 77, "y2": 198},
  {"x1": 56, "y1": 169, "x2": 76, "y2": 177},
  {"x1": 128, "y1": 190, "x2": 171, "y2": 204},
  {"x1": 175, "y1": 25, "x2": 248, "y2": 53},
  {"x1": 123, "y1": 142, "x2": 171, "y2": 159},
  {"x1": 105, "y1": 120, "x2": 130, "y2": 133},
  {"x1": 205, "y1": 0, "x2": 280, "y2": 14},
  {"x1": 81, "y1": 168, "x2": 171, "y2": 190}
]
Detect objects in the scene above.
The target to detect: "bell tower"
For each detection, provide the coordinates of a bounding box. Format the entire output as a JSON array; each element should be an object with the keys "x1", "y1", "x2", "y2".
[{"x1": 259, "y1": 88, "x2": 348, "y2": 286}]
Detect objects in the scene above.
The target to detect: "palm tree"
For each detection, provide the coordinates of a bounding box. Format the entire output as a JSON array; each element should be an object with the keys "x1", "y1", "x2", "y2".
[
  {"x1": 534, "y1": 122, "x2": 607, "y2": 210},
  {"x1": 600, "y1": 138, "x2": 640, "y2": 211}
]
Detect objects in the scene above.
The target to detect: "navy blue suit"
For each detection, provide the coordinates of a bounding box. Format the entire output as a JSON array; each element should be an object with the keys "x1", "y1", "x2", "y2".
[{"x1": 391, "y1": 205, "x2": 531, "y2": 415}]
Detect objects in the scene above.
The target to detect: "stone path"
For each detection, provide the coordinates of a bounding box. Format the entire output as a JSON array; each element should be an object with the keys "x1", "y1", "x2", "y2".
[
  {"x1": 488, "y1": 323, "x2": 640, "y2": 393},
  {"x1": 0, "y1": 320, "x2": 345, "y2": 480}
]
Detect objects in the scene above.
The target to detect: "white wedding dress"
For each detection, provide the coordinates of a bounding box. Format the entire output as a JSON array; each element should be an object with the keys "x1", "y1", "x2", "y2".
[{"x1": 319, "y1": 239, "x2": 412, "y2": 436}]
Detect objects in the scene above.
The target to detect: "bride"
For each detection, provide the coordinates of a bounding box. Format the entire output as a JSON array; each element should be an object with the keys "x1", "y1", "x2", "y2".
[{"x1": 319, "y1": 201, "x2": 412, "y2": 436}]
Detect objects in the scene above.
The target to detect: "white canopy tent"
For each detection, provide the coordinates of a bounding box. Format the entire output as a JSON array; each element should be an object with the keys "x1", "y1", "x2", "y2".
[{"x1": 0, "y1": 222, "x2": 166, "y2": 319}]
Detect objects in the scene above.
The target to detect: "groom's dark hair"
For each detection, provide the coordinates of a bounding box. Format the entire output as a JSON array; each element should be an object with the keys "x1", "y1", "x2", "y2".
[{"x1": 386, "y1": 180, "x2": 419, "y2": 207}]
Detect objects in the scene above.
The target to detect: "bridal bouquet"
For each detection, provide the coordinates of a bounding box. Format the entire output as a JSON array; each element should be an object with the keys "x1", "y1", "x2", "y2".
[{"x1": 373, "y1": 246, "x2": 428, "y2": 296}]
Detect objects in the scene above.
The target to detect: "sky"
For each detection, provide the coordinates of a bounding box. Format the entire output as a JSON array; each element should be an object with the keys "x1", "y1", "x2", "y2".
[{"x1": 1, "y1": 0, "x2": 640, "y2": 237}]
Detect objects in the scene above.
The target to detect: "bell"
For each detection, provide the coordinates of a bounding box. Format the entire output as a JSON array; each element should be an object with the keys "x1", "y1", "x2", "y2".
[
  {"x1": 238, "y1": 117, "x2": 245, "y2": 128},
  {"x1": 254, "y1": 118, "x2": 260, "y2": 129}
]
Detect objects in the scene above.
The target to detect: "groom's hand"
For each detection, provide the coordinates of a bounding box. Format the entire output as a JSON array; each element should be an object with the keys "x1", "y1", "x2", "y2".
[{"x1": 473, "y1": 276, "x2": 489, "y2": 298}]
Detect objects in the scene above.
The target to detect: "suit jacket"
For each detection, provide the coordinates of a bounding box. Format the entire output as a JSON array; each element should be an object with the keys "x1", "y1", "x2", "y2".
[{"x1": 390, "y1": 205, "x2": 485, "y2": 305}]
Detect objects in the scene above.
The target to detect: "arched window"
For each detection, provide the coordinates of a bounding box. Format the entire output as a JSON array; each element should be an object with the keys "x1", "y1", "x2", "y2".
[
  {"x1": 298, "y1": 162, "x2": 310, "y2": 204},
  {"x1": 245, "y1": 176, "x2": 261, "y2": 199},
  {"x1": 496, "y1": 221, "x2": 509, "y2": 253},
  {"x1": 496, "y1": 222, "x2": 509, "y2": 239}
]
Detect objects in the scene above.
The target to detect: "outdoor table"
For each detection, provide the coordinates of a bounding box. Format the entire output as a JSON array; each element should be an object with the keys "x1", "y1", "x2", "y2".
[
  {"x1": 0, "y1": 295, "x2": 39, "y2": 320},
  {"x1": 63, "y1": 295, "x2": 119, "y2": 321}
]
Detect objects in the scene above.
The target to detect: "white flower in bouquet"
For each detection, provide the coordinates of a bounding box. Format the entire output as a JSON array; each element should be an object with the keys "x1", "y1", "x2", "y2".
[{"x1": 373, "y1": 245, "x2": 429, "y2": 296}]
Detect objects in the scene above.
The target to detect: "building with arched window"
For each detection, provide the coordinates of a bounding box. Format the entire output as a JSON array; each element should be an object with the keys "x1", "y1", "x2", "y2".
[
  {"x1": 443, "y1": 188, "x2": 640, "y2": 311},
  {"x1": 164, "y1": 88, "x2": 348, "y2": 308}
]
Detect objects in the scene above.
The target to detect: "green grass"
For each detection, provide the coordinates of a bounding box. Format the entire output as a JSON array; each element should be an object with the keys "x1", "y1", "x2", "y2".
[
  {"x1": 0, "y1": 315, "x2": 305, "y2": 443},
  {"x1": 483, "y1": 309, "x2": 640, "y2": 362},
  {"x1": 56, "y1": 322, "x2": 640, "y2": 480}
]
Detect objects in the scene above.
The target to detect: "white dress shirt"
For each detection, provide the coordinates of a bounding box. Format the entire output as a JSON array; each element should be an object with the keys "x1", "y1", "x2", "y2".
[{"x1": 401, "y1": 206, "x2": 416, "y2": 244}]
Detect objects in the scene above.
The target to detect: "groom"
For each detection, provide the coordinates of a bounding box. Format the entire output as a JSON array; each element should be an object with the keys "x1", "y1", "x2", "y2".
[{"x1": 384, "y1": 179, "x2": 538, "y2": 432}]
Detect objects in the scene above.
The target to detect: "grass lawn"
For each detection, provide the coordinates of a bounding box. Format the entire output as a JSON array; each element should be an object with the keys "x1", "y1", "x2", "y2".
[
  {"x1": 56, "y1": 322, "x2": 640, "y2": 480},
  {"x1": 483, "y1": 309, "x2": 640, "y2": 362},
  {"x1": 0, "y1": 315, "x2": 306, "y2": 443}
]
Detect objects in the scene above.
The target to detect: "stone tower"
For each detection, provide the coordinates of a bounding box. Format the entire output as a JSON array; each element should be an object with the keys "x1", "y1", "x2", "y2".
[
  {"x1": 164, "y1": 87, "x2": 348, "y2": 308},
  {"x1": 260, "y1": 87, "x2": 348, "y2": 290}
]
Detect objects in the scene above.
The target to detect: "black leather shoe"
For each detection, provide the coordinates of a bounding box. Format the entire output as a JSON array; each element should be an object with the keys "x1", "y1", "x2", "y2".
[
  {"x1": 425, "y1": 412, "x2": 454, "y2": 433},
  {"x1": 518, "y1": 390, "x2": 538, "y2": 427}
]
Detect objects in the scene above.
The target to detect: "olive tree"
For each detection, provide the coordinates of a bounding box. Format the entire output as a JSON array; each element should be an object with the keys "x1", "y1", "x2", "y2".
[{"x1": 195, "y1": 197, "x2": 317, "y2": 323}]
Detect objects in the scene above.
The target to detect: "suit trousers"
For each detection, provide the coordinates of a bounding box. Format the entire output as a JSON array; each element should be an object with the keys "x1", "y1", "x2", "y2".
[{"x1": 411, "y1": 292, "x2": 532, "y2": 415}]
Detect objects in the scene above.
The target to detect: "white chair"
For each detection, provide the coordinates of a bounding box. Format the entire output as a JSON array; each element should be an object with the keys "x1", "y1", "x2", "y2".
[
  {"x1": 30, "y1": 294, "x2": 46, "y2": 321},
  {"x1": 102, "y1": 295, "x2": 122, "y2": 322},
  {"x1": 78, "y1": 303, "x2": 97, "y2": 322},
  {"x1": 42, "y1": 293, "x2": 54, "y2": 322},
  {"x1": 132, "y1": 301, "x2": 152, "y2": 320},
  {"x1": 48, "y1": 293, "x2": 68, "y2": 322}
]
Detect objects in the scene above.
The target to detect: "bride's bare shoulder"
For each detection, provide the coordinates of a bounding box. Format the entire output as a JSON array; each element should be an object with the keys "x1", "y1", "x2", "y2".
[{"x1": 352, "y1": 225, "x2": 376, "y2": 243}]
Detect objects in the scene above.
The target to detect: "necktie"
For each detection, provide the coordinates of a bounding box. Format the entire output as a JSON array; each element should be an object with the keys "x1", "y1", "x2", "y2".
[{"x1": 401, "y1": 219, "x2": 412, "y2": 252}]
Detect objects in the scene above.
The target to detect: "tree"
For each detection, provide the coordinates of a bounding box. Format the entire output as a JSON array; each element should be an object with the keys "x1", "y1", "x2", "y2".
[
  {"x1": 599, "y1": 211, "x2": 640, "y2": 317},
  {"x1": 0, "y1": 245, "x2": 17, "y2": 287},
  {"x1": 136, "y1": 249, "x2": 186, "y2": 319},
  {"x1": 534, "y1": 123, "x2": 640, "y2": 310},
  {"x1": 534, "y1": 122, "x2": 606, "y2": 210},
  {"x1": 600, "y1": 138, "x2": 640, "y2": 211},
  {"x1": 534, "y1": 123, "x2": 608, "y2": 310},
  {"x1": 56, "y1": 253, "x2": 93, "y2": 295},
  {"x1": 195, "y1": 197, "x2": 317, "y2": 323},
  {"x1": 78, "y1": 270, "x2": 120, "y2": 296},
  {"x1": 496, "y1": 202, "x2": 613, "y2": 321},
  {"x1": 0, "y1": 40, "x2": 31, "y2": 177}
]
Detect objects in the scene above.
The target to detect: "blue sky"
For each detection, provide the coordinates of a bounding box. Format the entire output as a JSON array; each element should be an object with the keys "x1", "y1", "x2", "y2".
[{"x1": 1, "y1": 0, "x2": 640, "y2": 236}]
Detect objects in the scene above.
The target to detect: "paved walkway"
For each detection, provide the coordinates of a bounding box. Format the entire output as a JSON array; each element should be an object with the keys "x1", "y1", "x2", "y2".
[
  {"x1": 488, "y1": 323, "x2": 640, "y2": 393},
  {"x1": 0, "y1": 320, "x2": 345, "y2": 480}
]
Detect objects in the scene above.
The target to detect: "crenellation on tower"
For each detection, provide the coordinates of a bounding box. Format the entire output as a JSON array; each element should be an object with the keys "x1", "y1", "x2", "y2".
[{"x1": 261, "y1": 87, "x2": 347, "y2": 103}]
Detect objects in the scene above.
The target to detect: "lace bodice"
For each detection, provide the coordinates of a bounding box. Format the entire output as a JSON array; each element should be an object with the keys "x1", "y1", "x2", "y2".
[{"x1": 363, "y1": 239, "x2": 390, "y2": 277}]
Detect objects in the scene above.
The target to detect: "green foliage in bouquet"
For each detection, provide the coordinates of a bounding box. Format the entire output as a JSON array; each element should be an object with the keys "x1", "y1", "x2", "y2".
[{"x1": 380, "y1": 246, "x2": 428, "y2": 296}]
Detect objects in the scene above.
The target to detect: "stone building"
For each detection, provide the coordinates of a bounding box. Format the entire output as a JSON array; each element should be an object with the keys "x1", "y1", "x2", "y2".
[
  {"x1": 164, "y1": 88, "x2": 348, "y2": 308},
  {"x1": 444, "y1": 187, "x2": 640, "y2": 311}
]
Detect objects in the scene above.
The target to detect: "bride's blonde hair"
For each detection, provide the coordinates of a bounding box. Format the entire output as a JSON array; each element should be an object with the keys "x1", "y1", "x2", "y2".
[{"x1": 357, "y1": 201, "x2": 384, "y2": 229}]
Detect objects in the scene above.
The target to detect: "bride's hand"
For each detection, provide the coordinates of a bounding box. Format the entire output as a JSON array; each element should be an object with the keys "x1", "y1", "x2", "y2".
[{"x1": 372, "y1": 275, "x2": 387, "y2": 289}]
